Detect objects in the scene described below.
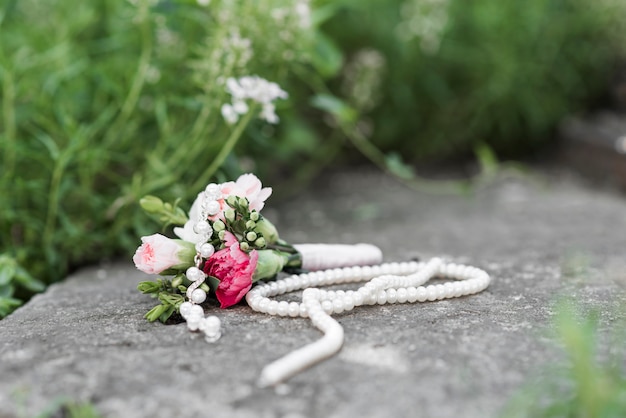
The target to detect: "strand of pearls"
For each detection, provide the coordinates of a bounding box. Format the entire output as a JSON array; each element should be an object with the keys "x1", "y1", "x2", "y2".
[
  {"x1": 245, "y1": 257, "x2": 491, "y2": 387},
  {"x1": 179, "y1": 183, "x2": 225, "y2": 342}
]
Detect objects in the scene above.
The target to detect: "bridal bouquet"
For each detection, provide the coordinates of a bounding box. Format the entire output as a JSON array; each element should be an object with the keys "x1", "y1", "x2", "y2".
[{"x1": 134, "y1": 174, "x2": 382, "y2": 322}]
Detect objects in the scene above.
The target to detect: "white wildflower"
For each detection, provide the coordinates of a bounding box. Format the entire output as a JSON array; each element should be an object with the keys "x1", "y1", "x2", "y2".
[
  {"x1": 221, "y1": 75, "x2": 288, "y2": 124},
  {"x1": 145, "y1": 66, "x2": 161, "y2": 84},
  {"x1": 295, "y1": 1, "x2": 311, "y2": 29},
  {"x1": 396, "y1": 0, "x2": 449, "y2": 54},
  {"x1": 232, "y1": 100, "x2": 249, "y2": 114},
  {"x1": 260, "y1": 103, "x2": 279, "y2": 124},
  {"x1": 221, "y1": 104, "x2": 238, "y2": 125}
]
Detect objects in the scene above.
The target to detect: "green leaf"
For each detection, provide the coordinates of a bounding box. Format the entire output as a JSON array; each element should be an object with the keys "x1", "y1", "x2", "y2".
[
  {"x1": 159, "y1": 304, "x2": 176, "y2": 323},
  {"x1": 144, "y1": 304, "x2": 167, "y2": 322},
  {"x1": 158, "y1": 292, "x2": 184, "y2": 306},
  {"x1": 0, "y1": 255, "x2": 17, "y2": 287},
  {"x1": 0, "y1": 284, "x2": 14, "y2": 298},
  {"x1": 385, "y1": 153, "x2": 415, "y2": 180},
  {"x1": 312, "y1": 4, "x2": 341, "y2": 27},
  {"x1": 310, "y1": 32, "x2": 343, "y2": 78},
  {"x1": 206, "y1": 275, "x2": 220, "y2": 291},
  {"x1": 0, "y1": 296, "x2": 22, "y2": 317},
  {"x1": 137, "y1": 281, "x2": 161, "y2": 294},
  {"x1": 13, "y1": 265, "x2": 46, "y2": 292},
  {"x1": 310, "y1": 94, "x2": 357, "y2": 124},
  {"x1": 474, "y1": 142, "x2": 499, "y2": 175}
]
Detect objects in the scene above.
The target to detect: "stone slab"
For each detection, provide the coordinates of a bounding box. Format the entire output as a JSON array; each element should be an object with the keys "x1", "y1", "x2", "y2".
[{"x1": 1, "y1": 168, "x2": 626, "y2": 418}]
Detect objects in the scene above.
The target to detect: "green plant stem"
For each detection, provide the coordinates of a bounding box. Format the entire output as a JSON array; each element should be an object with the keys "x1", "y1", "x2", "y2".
[
  {"x1": 292, "y1": 64, "x2": 471, "y2": 195},
  {"x1": 104, "y1": 4, "x2": 152, "y2": 146},
  {"x1": 2, "y1": 67, "x2": 16, "y2": 181},
  {"x1": 274, "y1": 128, "x2": 344, "y2": 199},
  {"x1": 190, "y1": 108, "x2": 255, "y2": 191},
  {"x1": 338, "y1": 121, "x2": 470, "y2": 195},
  {"x1": 189, "y1": 100, "x2": 213, "y2": 142},
  {"x1": 42, "y1": 157, "x2": 66, "y2": 253}
]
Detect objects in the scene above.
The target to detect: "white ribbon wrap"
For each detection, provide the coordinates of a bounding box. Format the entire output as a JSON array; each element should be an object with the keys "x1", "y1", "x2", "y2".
[{"x1": 293, "y1": 243, "x2": 383, "y2": 271}]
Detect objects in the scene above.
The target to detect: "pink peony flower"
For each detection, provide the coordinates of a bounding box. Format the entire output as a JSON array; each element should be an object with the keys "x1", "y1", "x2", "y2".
[
  {"x1": 133, "y1": 234, "x2": 195, "y2": 274},
  {"x1": 203, "y1": 231, "x2": 259, "y2": 308}
]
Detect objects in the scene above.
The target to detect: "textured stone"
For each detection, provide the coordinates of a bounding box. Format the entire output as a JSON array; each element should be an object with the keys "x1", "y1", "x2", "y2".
[{"x1": 1, "y1": 168, "x2": 625, "y2": 417}]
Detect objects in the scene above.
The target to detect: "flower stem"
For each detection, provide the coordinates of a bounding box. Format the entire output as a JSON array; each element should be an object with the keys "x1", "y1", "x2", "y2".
[
  {"x1": 1, "y1": 66, "x2": 16, "y2": 182},
  {"x1": 104, "y1": 3, "x2": 152, "y2": 147},
  {"x1": 190, "y1": 108, "x2": 256, "y2": 192}
]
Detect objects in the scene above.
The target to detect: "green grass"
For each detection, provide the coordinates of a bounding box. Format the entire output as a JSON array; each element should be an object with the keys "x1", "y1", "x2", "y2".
[{"x1": 502, "y1": 301, "x2": 626, "y2": 417}]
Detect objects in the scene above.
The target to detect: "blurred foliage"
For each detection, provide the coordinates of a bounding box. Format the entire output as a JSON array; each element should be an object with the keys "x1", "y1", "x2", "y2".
[
  {"x1": 0, "y1": 0, "x2": 319, "y2": 315},
  {"x1": 502, "y1": 301, "x2": 626, "y2": 417},
  {"x1": 322, "y1": 0, "x2": 626, "y2": 158},
  {"x1": 1, "y1": 0, "x2": 625, "y2": 316}
]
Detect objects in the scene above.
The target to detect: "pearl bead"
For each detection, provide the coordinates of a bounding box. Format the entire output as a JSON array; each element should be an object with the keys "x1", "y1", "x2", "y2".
[
  {"x1": 200, "y1": 315, "x2": 220, "y2": 332},
  {"x1": 300, "y1": 276, "x2": 310, "y2": 288},
  {"x1": 288, "y1": 302, "x2": 300, "y2": 317},
  {"x1": 277, "y1": 281, "x2": 287, "y2": 294},
  {"x1": 186, "y1": 267, "x2": 205, "y2": 282},
  {"x1": 267, "y1": 301, "x2": 279, "y2": 316},
  {"x1": 258, "y1": 298, "x2": 270, "y2": 312},
  {"x1": 397, "y1": 288, "x2": 408, "y2": 303},
  {"x1": 193, "y1": 220, "x2": 212, "y2": 235},
  {"x1": 191, "y1": 288, "x2": 207, "y2": 304},
  {"x1": 343, "y1": 296, "x2": 354, "y2": 311},
  {"x1": 332, "y1": 299, "x2": 344, "y2": 314},
  {"x1": 199, "y1": 243, "x2": 215, "y2": 258},
  {"x1": 179, "y1": 301, "x2": 193, "y2": 317},
  {"x1": 426, "y1": 285, "x2": 438, "y2": 301},
  {"x1": 407, "y1": 287, "x2": 418, "y2": 303},
  {"x1": 284, "y1": 278, "x2": 295, "y2": 292},
  {"x1": 189, "y1": 304, "x2": 204, "y2": 317},
  {"x1": 321, "y1": 300, "x2": 333, "y2": 314},
  {"x1": 277, "y1": 301, "x2": 289, "y2": 316},
  {"x1": 269, "y1": 282, "x2": 279, "y2": 294},
  {"x1": 435, "y1": 284, "x2": 446, "y2": 300},
  {"x1": 206, "y1": 200, "x2": 220, "y2": 216},
  {"x1": 386, "y1": 288, "x2": 397, "y2": 304},
  {"x1": 376, "y1": 290, "x2": 387, "y2": 305},
  {"x1": 186, "y1": 316, "x2": 201, "y2": 331},
  {"x1": 205, "y1": 183, "x2": 221, "y2": 197},
  {"x1": 352, "y1": 292, "x2": 364, "y2": 306},
  {"x1": 416, "y1": 287, "x2": 427, "y2": 302}
]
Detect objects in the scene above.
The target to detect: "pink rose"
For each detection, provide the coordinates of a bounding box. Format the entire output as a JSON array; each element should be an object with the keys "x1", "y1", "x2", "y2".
[
  {"x1": 203, "y1": 231, "x2": 259, "y2": 308},
  {"x1": 133, "y1": 234, "x2": 195, "y2": 275}
]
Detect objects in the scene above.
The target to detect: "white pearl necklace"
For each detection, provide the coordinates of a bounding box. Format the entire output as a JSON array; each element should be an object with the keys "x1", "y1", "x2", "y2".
[{"x1": 245, "y1": 257, "x2": 491, "y2": 387}]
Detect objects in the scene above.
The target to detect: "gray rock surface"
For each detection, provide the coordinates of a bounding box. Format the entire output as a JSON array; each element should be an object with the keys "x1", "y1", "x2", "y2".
[{"x1": 1, "y1": 168, "x2": 626, "y2": 418}]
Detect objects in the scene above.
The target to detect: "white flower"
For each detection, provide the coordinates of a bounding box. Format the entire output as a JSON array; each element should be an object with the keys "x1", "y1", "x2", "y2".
[
  {"x1": 260, "y1": 103, "x2": 279, "y2": 124},
  {"x1": 222, "y1": 76, "x2": 288, "y2": 124},
  {"x1": 197, "y1": 0, "x2": 210, "y2": 6},
  {"x1": 174, "y1": 192, "x2": 206, "y2": 244},
  {"x1": 221, "y1": 104, "x2": 238, "y2": 124},
  {"x1": 226, "y1": 77, "x2": 246, "y2": 100},
  {"x1": 232, "y1": 100, "x2": 249, "y2": 114},
  {"x1": 295, "y1": 1, "x2": 311, "y2": 28}
]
